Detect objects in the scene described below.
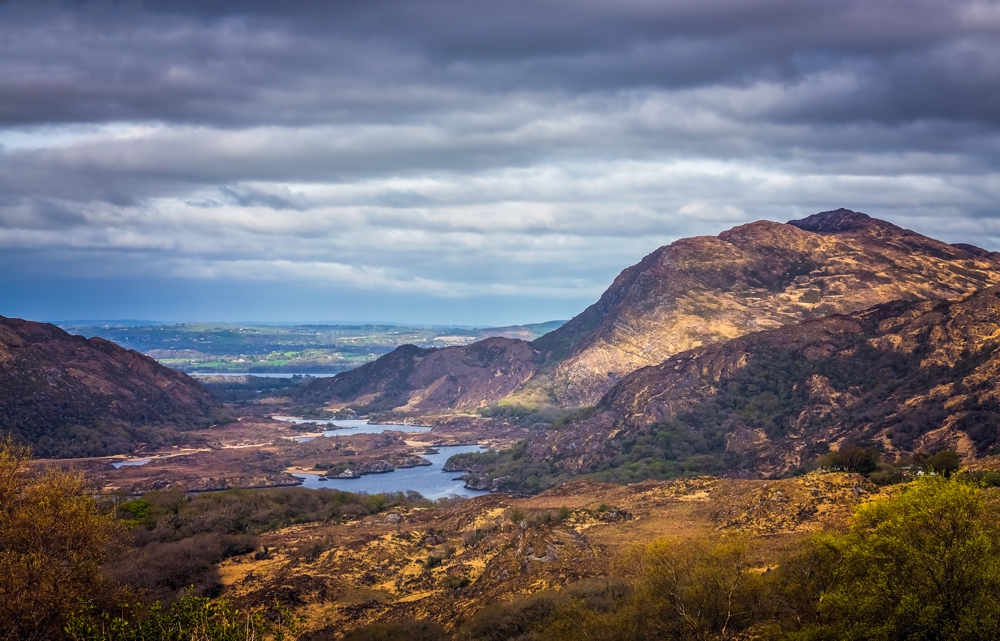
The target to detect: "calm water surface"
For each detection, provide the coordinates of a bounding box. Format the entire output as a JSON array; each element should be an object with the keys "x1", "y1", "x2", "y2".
[
  {"x1": 291, "y1": 444, "x2": 487, "y2": 500},
  {"x1": 273, "y1": 417, "x2": 432, "y2": 437},
  {"x1": 189, "y1": 372, "x2": 340, "y2": 379},
  {"x1": 111, "y1": 458, "x2": 151, "y2": 469}
]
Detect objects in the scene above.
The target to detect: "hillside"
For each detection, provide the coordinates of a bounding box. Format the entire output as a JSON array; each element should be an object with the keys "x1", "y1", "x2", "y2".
[
  {"x1": 0, "y1": 315, "x2": 228, "y2": 457},
  {"x1": 457, "y1": 287, "x2": 1000, "y2": 491},
  {"x1": 533, "y1": 208, "x2": 1000, "y2": 404},
  {"x1": 295, "y1": 338, "x2": 540, "y2": 413},
  {"x1": 216, "y1": 473, "x2": 874, "y2": 637},
  {"x1": 301, "y1": 209, "x2": 1000, "y2": 412}
]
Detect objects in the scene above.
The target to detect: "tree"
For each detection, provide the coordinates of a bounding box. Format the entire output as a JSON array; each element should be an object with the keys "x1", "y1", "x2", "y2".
[
  {"x1": 926, "y1": 450, "x2": 962, "y2": 477},
  {"x1": 818, "y1": 446, "x2": 879, "y2": 474},
  {"x1": 798, "y1": 476, "x2": 1000, "y2": 640},
  {"x1": 0, "y1": 437, "x2": 120, "y2": 641},
  {"x1": 629, "y1": 536, "x2": 770, "y2": 641}
]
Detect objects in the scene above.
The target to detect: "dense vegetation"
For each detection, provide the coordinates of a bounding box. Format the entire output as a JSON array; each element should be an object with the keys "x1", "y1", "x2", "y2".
[
  {"x1": 111, "y1": 486, "x2": 433, "y2": 603},
  {"x1": 0, "y1": 438, "x2": 120, "y2": 640}
]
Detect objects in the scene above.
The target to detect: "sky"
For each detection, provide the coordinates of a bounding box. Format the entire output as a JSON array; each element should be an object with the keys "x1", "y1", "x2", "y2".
[{"x1": 1, "y1": 0, "x2": 999, "y2": 325}]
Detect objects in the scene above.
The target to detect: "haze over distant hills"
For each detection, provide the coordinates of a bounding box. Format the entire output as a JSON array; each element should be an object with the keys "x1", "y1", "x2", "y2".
[
  {"x1": 300, "y1": 209, "x2": 1000, "y2": 415},
  {"x1": 62, "y1": 320, "x2": 566, "y2": 376}
]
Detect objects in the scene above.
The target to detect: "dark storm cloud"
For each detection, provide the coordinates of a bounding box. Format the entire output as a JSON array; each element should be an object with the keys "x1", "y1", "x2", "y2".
[
  {"x1": 0, "y1": 0, "x2": 998, "y2": 128},
  {"x1": 0, "y1": 0, "x2": 999, "y2": 323}
]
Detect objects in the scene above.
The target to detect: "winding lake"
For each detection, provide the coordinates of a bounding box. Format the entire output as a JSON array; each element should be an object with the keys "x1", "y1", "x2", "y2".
[{"x1": 291, "y1": 444, "x2": 487, "y2": 500}]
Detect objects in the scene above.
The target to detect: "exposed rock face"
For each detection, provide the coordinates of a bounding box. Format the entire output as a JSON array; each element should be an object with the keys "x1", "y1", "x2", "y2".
[
  {"x1": 302, "y1": 209, "x2": 1000, "y2": 412},
  {"x1": 0, "y1": 316, "x2": 226, "y2": 457},
  {"x1": 529, "y1": 287, "x2": 1000, "y2": 477},
  {"x1": 534, "y1": 209, "x2": 1000, "y2": 404},
  {"x1": 298, "y1": 337, "x2": 540, "y2": 412}
]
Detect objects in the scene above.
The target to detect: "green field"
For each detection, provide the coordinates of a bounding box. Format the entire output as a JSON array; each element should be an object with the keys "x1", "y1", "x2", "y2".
[{"x1": 60, "y1": 320, "x2": 565, "y2": 375}]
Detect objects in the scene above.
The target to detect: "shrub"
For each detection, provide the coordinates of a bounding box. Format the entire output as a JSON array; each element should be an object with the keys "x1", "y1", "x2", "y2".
[
  {"x1": 341, "y1": 618, "x2": 446, "y2": 641},
  {"x1": 926, "y1": 449, "x2": 962, "y2": 477},
  {"x1": 0, "y1": 437, "x2": 121, "y2": 640},
  {"x1": 66, "y1": 593, "x2": 298, "y2": 641},
  {"x1": 798, "y1": 476, "x2": 1000, "y2": 640},
  {"x1": 442, "y1": 575, "x2": 471, "y2": 590}
]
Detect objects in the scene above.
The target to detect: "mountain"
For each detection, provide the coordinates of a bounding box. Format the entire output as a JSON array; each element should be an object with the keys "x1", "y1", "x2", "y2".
[
  {"x1": 457, "y1": 287, "x2": 1000, "y2": 491},
  {"x1": 534, "y1": 209, "x2": 1000, "y2": 404},
  {"x1": 0, "y1": 316, "x2": 228, "y2": 458},
  {"x1": 301, "y1": 209, "x2": 1000, "y2": 413},
  {"x1": 295, "y1": 338, "x2": 540, "y2": 413}
]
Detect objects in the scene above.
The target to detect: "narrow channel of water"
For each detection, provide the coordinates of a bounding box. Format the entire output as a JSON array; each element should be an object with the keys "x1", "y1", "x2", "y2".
[{"x1": 291, "y1": 444, "x2": 488, "y2": 500}]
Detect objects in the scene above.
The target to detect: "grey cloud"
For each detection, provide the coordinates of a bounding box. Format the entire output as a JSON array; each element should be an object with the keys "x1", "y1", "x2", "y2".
[
  {"x1": 1, "y1": 0, "x2": 999, "y2": 322},
  {"x1": 0, "y1": 197, "x2": 88, "y2": 230},
  {"x1": 374, "y1": 190, "x2": 432, "y2": 209},
  {"x1": 220, "y1": 185, "x2": 315, "y2": 211},
  {"x1": 0, "y1": 0, "x2": 997, "y2": 129}
]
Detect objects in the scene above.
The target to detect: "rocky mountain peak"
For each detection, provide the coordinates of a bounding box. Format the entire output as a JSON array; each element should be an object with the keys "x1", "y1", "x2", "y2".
[{"x1": 788, "y1": 208, "x2": 900, "y2": 234}]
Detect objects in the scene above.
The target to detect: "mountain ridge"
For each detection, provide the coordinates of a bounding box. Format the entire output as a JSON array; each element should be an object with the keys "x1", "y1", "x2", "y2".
[{"x1": 300, "y1": 209, "x2": 1000, "y2": 414}]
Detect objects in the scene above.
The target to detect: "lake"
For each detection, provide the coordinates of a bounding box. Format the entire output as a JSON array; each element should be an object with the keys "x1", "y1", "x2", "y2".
[
  {"x1": 272, "y1": 417, "x2": 432, "y2": 437},
  {"x1": 189, "y1": 372, "x2": 340, "y2": 378},
  {"x1": 291, "y1": 444, "x2": 488, "y2": 499},
  {"x1": 111, "y1": 458, "x2": 151, "y2": 469}
]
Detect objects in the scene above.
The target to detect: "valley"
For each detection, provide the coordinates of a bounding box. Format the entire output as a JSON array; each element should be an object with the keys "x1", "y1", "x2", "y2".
[{"x1": 9, "y1": 209, "x2": 1000, "y2": 639}]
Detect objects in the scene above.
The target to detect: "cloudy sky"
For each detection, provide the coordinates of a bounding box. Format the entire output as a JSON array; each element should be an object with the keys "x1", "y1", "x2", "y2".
[{"x1": 1, "y1": 0, "x2": 999, "y2": 324}]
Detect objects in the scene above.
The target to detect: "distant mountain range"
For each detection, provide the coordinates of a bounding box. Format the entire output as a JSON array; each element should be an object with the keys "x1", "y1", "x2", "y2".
[
  {"x1": 294, "y1": 208, "x2": 1000, "y2": 488},
  {"x1": 0, "y1": 316, "x2": 228, "y2": 458}
]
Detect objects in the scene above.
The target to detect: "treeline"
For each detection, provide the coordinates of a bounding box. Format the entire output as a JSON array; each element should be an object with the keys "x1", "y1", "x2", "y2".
[{"x1": 348, "y1": 475, "x2": 1000, "y2": 641}]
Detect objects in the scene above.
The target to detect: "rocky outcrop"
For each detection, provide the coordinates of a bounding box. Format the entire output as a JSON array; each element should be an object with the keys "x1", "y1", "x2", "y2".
[
  {"x1": 0, "y1": 315, "x2": 228, "y2": 458},
  {"x1": 318, "y1": 455, "x2": 433, "y2": 480},
  {"x1": 300, "y1": 209, "x2": 1000, "y2": 412}
]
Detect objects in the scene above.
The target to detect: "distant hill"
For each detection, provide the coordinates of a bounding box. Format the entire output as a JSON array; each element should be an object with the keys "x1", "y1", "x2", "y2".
[
  {"x1": 472, "y1": 320, "x2": 566, "y2": 341},
  {"x1": 295, "y1": 338, "x2": 540, "y2": 413},
  {"x1": 0, "y1": 316, "x2": 228, "y2": 458},
  {"x1": 60, "y1": 319, "x2": 566, "y2": 375},
  {"x1": 300, "y1": 209, "x2": 1000, "y2": 413}
]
